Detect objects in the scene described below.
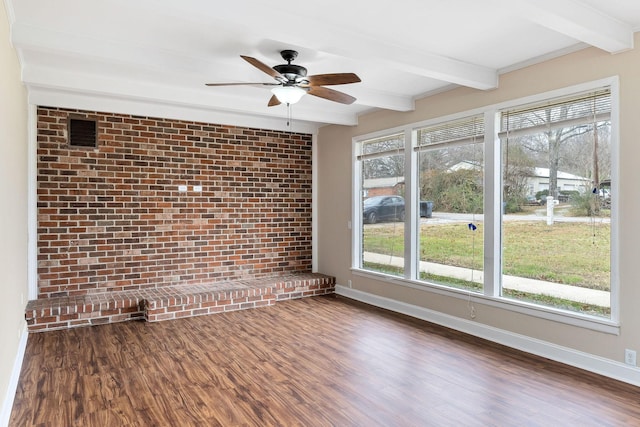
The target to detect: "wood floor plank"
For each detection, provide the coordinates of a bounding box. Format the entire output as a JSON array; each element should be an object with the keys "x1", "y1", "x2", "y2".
[{"x1": 10, "y1": 295, "x2": 640, "y2": 426}]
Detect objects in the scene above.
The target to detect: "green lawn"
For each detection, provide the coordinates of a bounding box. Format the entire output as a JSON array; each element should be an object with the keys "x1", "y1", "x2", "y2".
[
  {"x1": 362, "y1": 261, "x2": 609, "y2": 316},
  {"x1": 363, "y1": 220, "x2": 610, "y2": 291}
]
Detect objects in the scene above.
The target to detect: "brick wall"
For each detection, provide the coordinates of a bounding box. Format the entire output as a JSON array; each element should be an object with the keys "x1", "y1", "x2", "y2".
[{"x1": 36, "y1": 107, "x2": 313, "y2": 299}]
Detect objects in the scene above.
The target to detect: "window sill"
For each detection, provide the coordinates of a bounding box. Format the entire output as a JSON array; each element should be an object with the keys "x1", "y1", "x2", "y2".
[{"x1": 351, "y1": 268, "x2": 620, "y2": 335}]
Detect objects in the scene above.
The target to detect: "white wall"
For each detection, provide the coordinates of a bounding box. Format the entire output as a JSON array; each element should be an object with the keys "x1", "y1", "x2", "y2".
[
  {"x1": 0, "y1": 1, "x2": 29, "y2": 425},
  {"x1": 318, "y1": 35, "x2": 640, "y2": 383}
]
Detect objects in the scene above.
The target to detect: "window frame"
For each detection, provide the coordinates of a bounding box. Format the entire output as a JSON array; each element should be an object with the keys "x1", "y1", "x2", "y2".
[
  {"x1": 351, "y1": 77, "x2": 619, "y2": 334},
  {"x1": 414, "y1": 113, "x2": 486, "y2": 293},
  {"x1": 353, "y1": 128, "x2": 409, "y2": 275}
]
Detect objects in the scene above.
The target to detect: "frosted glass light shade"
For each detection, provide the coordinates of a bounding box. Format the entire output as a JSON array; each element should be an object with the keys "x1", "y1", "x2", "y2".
[{"x1": 271, "y1": 86, "x2": 306, "y2": 104}]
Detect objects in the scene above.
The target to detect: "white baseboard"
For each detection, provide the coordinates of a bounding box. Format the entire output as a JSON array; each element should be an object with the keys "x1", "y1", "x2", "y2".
[
  {"x1": 336, "y1": 285, "x2": 640, "y2": 387},
  {"x1": 0, "y1": 323, "x2": 28, "y2": 427}
]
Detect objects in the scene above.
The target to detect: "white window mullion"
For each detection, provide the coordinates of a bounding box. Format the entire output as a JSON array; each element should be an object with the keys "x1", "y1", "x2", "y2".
[
  {"x1": 483, "y1": 110, "x2": 501, "y2": 297},
  {"x1": 608, "y1": 77, "x2": 620, "y2": 324},
  {"x1": 352, "y1": 139, "x2": 363, "y2": 270},
  {"x1": 405, "y1": 129, "x2": 417, "y2": 280}
]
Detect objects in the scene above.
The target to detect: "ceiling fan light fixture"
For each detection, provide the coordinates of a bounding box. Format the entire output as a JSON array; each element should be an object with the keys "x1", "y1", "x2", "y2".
[{"x1": 271, "y1": 86, "x2": 306, "y2": 105}]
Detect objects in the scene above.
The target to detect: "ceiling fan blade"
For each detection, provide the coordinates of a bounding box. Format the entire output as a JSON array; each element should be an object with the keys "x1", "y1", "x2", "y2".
[
  {"x1": 308, "y1": 86, "x2": 356, "y2": 104},
  {"x1": 205, "y1": 82, "x2": 279, "y2": 87},
  {"x1": 240, "y1": 55, "x2": 284, "y2": 81},
  {"x1": 268, "y1": 95, "x2": 281, "y2": 107},
  {"x1": 305, "y1": 73, "x2": 361, "y2": 86}
]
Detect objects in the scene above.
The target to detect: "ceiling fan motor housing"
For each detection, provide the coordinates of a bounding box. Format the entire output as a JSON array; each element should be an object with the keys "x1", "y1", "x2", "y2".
[
  {"x1": 274, "y1": 50, "x2": 307, "y2": 82},
  {"x1": 273, "y1": 64, "x2": 308, "y2": 81}
]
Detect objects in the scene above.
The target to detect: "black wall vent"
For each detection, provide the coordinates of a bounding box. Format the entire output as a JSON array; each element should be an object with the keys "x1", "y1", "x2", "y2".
[{"x1": 68, "y1": 117, "x2": 98, "y2": 148}]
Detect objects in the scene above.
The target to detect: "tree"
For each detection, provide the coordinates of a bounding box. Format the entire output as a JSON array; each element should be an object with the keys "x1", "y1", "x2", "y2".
[
  {"x1": 361, "y1": 136, "x2": 404, "y2": 179},
  {"x1": 362, "y1": 153, "x2": 404, "y2": 179},
  {"x1": 503, "y1": 142, "x2": 535, "y2": 211},
  {"x1": 505, "y1": 97, "x2": 610, "y2": 200}
]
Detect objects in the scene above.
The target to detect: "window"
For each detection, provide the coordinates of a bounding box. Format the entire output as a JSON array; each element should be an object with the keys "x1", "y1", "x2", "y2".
[
  {"x1": 353, "y1": 81, "x2": 616, "y2": 326},
  {"x1": 356, "y1": 133, "x2": 405, "y2": 277},
  {"x1": 416, "y1": 115, "x2": 484, "y2": 292},
  {"x1": 499, "y1": 88, "x2": 612, "y2": 318}
]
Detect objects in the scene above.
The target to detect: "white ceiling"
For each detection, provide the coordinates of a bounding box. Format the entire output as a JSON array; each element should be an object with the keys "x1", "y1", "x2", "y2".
[{"x1": 6, "y1": 0, "x2": 640, "y2": 132}]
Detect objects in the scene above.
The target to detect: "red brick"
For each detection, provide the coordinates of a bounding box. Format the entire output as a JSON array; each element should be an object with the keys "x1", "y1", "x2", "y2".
[
  {"x1": 36, "y1": 107, "x2": 312, "y2": 298},
  {"x1": 26, "y1": 271, "x2": 334, "y2": 332},
  {"x1": 148, "y1": 312, "x2": 175, "y2": 322}
]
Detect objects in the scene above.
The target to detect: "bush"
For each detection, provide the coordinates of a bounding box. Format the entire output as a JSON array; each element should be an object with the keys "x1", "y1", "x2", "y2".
[
  {"x1": 421, "y1": 169, "x2": 483, "y2": 213},
  {"x1": 570, "y1": 192, "x2": 600, "y2": 216},
  {"x1": 504, "y1": 198, "x2": 523, "y2": 214},
  {"x1": 441, "y1": 184, "x2": 484, "y2": 213}
]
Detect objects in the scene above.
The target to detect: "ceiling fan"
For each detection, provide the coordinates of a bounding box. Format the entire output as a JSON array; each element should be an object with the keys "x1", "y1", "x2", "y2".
[{"x1": 206, "y1": 50, "x2": 361, "y2": 107}]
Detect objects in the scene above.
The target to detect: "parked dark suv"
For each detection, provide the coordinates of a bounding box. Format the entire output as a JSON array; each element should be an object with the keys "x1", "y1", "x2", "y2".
[{"x1": 363, "y1": 196, "x2": 433, "y2": 224}]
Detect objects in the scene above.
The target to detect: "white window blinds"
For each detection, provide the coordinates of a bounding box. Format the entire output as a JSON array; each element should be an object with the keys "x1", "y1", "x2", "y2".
[
  {"x1": 500, "y1": 88, "x2": 611, "y2": 138},
  {"x1": 416, "y1": 114, "x2": 484, "y2": 151}
]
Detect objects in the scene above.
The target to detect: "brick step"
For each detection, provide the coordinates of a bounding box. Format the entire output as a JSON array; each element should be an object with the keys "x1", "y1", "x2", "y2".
[{"x1": 25, "y1": 273, "x2": 335, "y2": 332}]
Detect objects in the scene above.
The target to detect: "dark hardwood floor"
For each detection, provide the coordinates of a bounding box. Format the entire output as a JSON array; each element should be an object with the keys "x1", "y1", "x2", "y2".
[{"x1": 10, "y1": 295, "x2": 640, "y2": 426}]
